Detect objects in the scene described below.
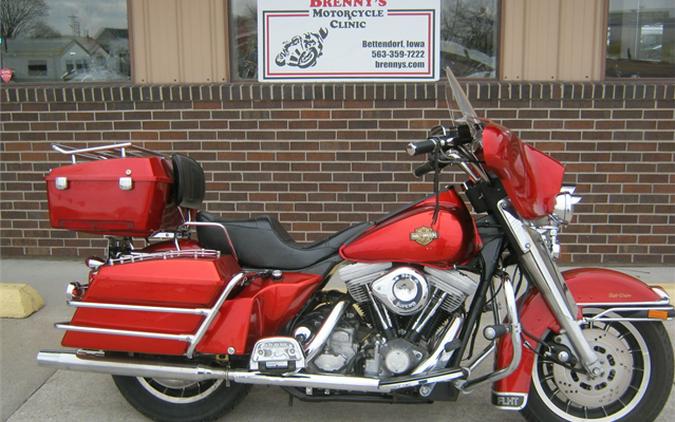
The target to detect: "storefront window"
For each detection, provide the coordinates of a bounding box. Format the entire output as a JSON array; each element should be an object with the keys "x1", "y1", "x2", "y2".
[
  {"x1": 0, "y1": 0, "x2": 130, "y2": 83},
  {"x1": 229, "y1": 0, "x2": 499, "y2": 80},
  {"x1": 606, "y1": 0, "x2": 675, "y2": 78}
]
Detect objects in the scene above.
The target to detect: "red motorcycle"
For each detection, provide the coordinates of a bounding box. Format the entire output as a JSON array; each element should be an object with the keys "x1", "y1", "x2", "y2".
[{"x1": 39, "y1": 69, "x2": 674, "y2": 422}]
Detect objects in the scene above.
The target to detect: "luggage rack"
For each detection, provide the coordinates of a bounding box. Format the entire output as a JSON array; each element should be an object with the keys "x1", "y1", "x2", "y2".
[
  {"x1": 109, "y1": 249, "x2": 221, "y2": 266},
  {"x1": 52, "y1": 142, "x2": 165, "y2": 164}
]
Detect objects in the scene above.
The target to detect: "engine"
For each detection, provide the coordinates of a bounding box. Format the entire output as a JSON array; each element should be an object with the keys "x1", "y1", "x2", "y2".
[
  {"x1": 293, "y1": 263, "x2": 478, "y2": 379},
  {"x1": 339, "y1": 262, "x2": 477, "y2": 316}
]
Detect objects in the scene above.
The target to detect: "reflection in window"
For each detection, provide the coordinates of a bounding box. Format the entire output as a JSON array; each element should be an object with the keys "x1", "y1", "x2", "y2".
[
  {"x1": 27, "y1": 60, "x2": 48, "y2": 76},
  {"x1": 606, "y1": 0, "x2": 675, "y2": 78},
  {"x1": 229, "y1": 0, "x2": 498, "y2": 80},
  {"x1": 230, "y1": 0, "x2": 258, "y2": 81},
  {"x1": 0, "y1": 0, "x2": 130, "y2": 83},
  {"x1": 440, "y1": 0, "x2": 498, "y2": 78}
]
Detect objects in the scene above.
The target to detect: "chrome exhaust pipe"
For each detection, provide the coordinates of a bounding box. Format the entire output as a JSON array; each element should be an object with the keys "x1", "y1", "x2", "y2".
[
  {"x1": 37, "y1": 350, "x2": 228, "y2": 381},
  {"x1": 37, "y1": 350, "x2": 466, "y2": 393}
]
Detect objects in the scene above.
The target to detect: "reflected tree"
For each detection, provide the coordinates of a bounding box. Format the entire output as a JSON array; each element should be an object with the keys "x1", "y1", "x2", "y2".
[{"x1": 0, "y1": 0, "x2": 48, "y2": 51}]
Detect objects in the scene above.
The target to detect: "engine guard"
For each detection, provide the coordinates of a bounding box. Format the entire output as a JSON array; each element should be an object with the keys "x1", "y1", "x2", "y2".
[{"x1": 492, "y1": 267, "x2": 673, "y2": 410}]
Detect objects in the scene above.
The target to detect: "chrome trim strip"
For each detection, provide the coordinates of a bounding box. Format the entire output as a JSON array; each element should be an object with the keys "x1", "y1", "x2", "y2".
[
  {"x1": 67, "y1": 301, "x2": 210, "y2": 316},
  {"x1": 577, "y1": 299, "x2": 670, "y2": 307},
  {"x1": 185, "y1": 272, "x2": 244, "y2": 358},
  {"x1": 584, "y1": 306, "x2": 674, "y2": 322},
  {"x1": 304, "y1": 300, "x2": 348, "y2": 362},
  {"x1": 55, "y1": 324, "x2": 194, "y2": 343},
  {"x1": 651, "y1": 286, "x2": 670, "y2": 301}
]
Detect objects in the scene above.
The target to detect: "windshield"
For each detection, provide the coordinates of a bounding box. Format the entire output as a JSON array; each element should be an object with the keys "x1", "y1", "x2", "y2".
[{"x1": 444, "y1": 66, "x2": 481, "y2": 140}]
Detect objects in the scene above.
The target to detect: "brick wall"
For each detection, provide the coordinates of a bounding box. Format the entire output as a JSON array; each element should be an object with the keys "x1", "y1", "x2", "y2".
[{"x1": 1, "y1": 81, "x2": 674, "y2": 264}]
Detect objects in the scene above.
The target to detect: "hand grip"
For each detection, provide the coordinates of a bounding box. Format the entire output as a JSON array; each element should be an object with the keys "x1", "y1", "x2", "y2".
[
  {"x1": 413, "y1": 161, "x2": 435, "y2": 177},
  {"x1": 406, "y1": 139, "x2": 438, "y2": 156}
]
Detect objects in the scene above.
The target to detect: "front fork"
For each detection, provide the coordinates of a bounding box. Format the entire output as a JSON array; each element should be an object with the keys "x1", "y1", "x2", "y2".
[{"x1": 496, "y1": 200, "x2": 604, "y2": 376}]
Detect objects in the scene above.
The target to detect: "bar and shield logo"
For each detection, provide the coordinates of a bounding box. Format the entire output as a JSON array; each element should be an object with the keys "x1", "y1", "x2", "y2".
[{"x1": 410, "y1": 226, "x2": 438, "y2": 246}]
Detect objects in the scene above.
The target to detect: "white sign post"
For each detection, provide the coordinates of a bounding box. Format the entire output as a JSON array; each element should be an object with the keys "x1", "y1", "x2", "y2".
[{"x1": 257, "y1": 0, "x2": 440, "y2": 82}]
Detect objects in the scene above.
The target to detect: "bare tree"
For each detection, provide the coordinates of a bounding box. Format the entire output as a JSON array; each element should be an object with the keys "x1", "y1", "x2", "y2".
[
  {"x1": 0, "y1": 0, "x2": 48, "y2": 51},
  {"x1": 30, "y1": 20, "x2": 60, "y2": 38}
]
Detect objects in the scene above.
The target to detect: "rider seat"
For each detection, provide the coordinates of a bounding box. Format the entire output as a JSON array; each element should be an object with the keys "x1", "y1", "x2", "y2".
[{"x1": 197, "y1": 212, "x2": 371, "y2": 270}]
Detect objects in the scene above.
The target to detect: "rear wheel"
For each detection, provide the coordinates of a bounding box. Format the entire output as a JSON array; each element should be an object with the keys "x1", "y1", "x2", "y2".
[
  {"x1": 522, "y1": 315, "x2": 673, "y2": 422},
  {"x1": 113, "y1": 375, "x2": 250, "y2": 422}
]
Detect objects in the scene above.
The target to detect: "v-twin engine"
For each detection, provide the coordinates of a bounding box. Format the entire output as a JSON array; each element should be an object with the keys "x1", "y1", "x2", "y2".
[{"x1": 339, "y1": 262, "x2": 478, "y2": 316}]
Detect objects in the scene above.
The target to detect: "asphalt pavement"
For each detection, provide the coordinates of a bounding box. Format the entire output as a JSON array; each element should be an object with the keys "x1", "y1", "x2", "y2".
[{"x1": 1, "y1": 258, "x2": 674, "y2": 421}]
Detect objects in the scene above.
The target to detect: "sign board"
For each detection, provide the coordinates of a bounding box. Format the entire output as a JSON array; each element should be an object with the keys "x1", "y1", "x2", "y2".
[{"x1": 258, "y1": 0, "x2": 440, "y2": 82}]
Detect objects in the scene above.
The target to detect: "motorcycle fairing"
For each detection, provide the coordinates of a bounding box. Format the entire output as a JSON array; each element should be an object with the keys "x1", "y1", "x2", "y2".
[
  {"x1": 493, "y1": 268, "x2": 668, "y2": 401},
  {"x1": 482, "y1": 123, "x2": 565, "y2": 220}
]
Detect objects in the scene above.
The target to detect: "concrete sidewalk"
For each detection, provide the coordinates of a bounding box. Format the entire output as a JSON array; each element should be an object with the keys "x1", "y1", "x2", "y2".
[{"x1": 1, "y1": 258, "x2": 674, "y2": 421}]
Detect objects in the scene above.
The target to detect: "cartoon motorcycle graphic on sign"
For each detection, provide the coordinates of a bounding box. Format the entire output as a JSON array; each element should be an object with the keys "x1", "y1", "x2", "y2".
[{"x1": 275, "y1": 28, "x2": 328, "y2": 68}]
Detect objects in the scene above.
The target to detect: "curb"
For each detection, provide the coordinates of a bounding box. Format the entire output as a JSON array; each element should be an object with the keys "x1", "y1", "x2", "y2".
[{"x1": 0, "y1": 283, "x2": 44, "y2": 318}]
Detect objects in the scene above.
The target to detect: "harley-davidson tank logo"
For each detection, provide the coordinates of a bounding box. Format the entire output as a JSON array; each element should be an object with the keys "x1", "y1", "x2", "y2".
[{"x1": 410, "y1": 226, "x2": 438, "y2": 246}]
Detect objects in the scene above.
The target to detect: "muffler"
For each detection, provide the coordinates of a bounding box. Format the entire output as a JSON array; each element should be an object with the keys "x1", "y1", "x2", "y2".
[
  {"x1": 38, "y1": 350, "x2": 228, "y2": 381},
  {"x1": 37, "y1": 350, "x2": 466, "y2": 393}
]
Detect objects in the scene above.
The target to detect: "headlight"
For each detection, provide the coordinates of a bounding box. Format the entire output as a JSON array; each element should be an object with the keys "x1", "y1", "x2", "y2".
[{"x1": 552, "y1": 185, "x2": 582, "y2": 224}]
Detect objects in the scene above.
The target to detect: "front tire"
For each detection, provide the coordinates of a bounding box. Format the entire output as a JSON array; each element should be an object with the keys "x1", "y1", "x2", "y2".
[
  {"x1": 113, "y1": 375, "x2": 250, "y2": 422},
  {"x1": 522, "y1": 316, "x2": 673, "y2": 422}
]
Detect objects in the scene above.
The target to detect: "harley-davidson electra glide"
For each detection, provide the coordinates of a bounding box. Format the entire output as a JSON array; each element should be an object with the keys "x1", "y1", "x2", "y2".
[{"x1": 39, "y1": 68, "x2": 674, "y2": 422}]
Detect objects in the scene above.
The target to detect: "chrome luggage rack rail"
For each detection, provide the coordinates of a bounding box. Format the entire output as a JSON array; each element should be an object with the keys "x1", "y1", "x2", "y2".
[
  {"x1": 52, "y1": 142, "x2": 165, "y2": 164},
  {"x1": 109, "y1": 249, "x2": 221, "y2": 266}
]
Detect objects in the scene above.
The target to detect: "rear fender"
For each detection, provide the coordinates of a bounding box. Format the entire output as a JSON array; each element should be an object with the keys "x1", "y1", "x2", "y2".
[{"x1": 492, "y1": 268, "x2": 670, "y2": 408}]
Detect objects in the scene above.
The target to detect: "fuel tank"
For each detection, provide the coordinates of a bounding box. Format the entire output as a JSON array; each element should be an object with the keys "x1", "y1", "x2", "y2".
[{"x1": 339, "y1": 188, "x2": 478, "y2": 267}]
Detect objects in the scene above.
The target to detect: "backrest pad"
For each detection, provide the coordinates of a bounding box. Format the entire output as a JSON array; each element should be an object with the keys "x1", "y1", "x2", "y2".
[{"x1": 171, "y1": 153, "x2": 205, "y2": 210}]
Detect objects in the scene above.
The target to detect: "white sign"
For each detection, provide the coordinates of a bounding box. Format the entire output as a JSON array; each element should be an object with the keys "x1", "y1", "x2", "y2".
[{"x1": 257, "y1": 0, "x2": 440, "y2": 82}]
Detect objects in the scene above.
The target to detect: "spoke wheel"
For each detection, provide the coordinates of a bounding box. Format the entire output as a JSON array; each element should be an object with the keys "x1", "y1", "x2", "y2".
[
  {"x1": 523, "y1": 310, "x2": 673, "y2": 422},
  {"x1": 137, "y1": 378, "x2": 225, "y2": 404},
  {"x1": 113, "y1": 374, "x2": 250, "y2": 422}
]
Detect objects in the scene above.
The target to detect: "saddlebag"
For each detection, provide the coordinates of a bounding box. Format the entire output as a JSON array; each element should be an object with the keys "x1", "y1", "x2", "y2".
[{"x1": 62, "y1": 254, "x2": 241, "y2": 355}]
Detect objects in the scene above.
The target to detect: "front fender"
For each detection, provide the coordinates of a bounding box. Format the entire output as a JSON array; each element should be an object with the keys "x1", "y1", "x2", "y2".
[{"x1": 492, "y1": 267, "x2": 668, "y2": 404}]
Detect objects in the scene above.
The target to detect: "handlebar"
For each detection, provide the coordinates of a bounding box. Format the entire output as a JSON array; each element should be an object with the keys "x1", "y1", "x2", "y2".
[
  {"x1": 405, "y1": 125, "x2": 473, "y2": 157},
  {"x1": 415, "y1": 161, "x2": 455, "y2": 177},
  {"x1": 408, "y1": 124, "x2": 477, "y2": 178}
]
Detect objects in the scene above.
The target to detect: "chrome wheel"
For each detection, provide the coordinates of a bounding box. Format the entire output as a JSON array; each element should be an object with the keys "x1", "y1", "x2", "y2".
[
  {"x1": 532, "y1": 317, "x2": 650, "y2": 421},
  {"x1": 114, "y1": 374, "x2": 251, "y2": 422},
  {"x1": 137, "y1": 377, "x2": 225, "y2": 404}
]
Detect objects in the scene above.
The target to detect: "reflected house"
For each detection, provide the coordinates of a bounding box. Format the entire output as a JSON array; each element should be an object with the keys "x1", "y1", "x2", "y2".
[
  {"x1": 95, "y1": 28, "x2": 130, "y2": 75},
  {"x1": 2, "y1": 37, "x2": 109, "y2": 82}
]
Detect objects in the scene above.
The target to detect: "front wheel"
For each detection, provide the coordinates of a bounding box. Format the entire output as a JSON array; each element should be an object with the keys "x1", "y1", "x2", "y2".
[
  {"x1": 113, "y1": 375, "x2": 250, "y2": 422},
  {"x1": 522, "y1": 316, "x2": 673, "y2": 422}
]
